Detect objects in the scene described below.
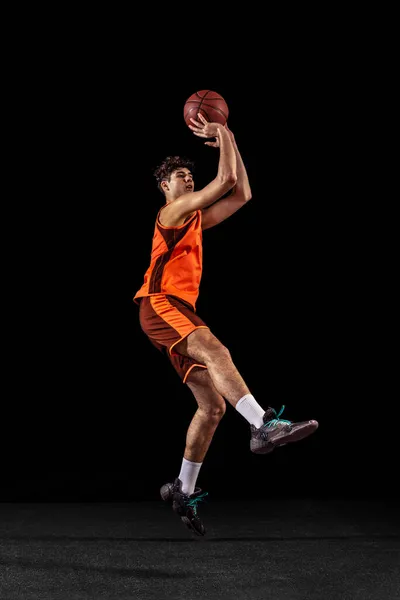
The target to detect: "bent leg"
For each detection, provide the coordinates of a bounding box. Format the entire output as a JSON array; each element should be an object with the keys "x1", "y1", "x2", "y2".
[
  {"x1": 183, "y1": 367, "x2": 226, "y2": 463},
  {"x1": 174, "y1": 328, "x2": 251, "y2": 407}
]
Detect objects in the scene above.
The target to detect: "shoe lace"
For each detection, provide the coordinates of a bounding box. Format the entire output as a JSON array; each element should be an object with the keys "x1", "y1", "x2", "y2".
[
  {"x1": 186, "y1": 492, "x2": 208, "y2": 515},
  {"x1": 264, "y1": 405, "x2": 292, "y2": 428}
]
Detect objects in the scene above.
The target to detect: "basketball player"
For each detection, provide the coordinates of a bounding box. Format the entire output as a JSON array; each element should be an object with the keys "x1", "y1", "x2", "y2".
[{"x1": 134, "y1": 114, "x2": 318, "y2": 536}]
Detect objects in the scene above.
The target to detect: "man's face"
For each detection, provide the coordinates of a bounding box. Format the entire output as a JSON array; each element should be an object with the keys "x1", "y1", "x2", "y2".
[{"x1": 163, "y1": 168, "x2": 194, "y2": 198}]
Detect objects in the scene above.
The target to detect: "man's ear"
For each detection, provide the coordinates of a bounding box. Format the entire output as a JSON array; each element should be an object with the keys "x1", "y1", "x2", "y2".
[{"x1": 161, "y1": 180, "x2": 169, "y2": 193}]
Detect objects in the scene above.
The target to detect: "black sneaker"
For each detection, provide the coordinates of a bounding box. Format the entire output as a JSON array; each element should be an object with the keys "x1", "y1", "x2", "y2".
[
  {"x1": 250, "y1": 405, "x2": 318, "y2": 454},
  {"x1": 160, "y1": 477, "x2": 208, "y2": 536}
]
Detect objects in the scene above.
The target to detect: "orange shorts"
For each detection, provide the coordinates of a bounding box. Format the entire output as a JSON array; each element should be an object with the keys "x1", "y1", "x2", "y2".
[{"x1": 138, "y1": 294, "x2": 209, "y2": 383}]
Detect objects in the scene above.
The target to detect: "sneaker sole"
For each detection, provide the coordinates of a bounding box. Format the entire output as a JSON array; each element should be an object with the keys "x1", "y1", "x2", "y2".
[
  {"x1": 252, "y1": 420, "x2": 319, "y2": 454},
  {"x1": 181, "y1": 516, "x2": 205, "y2": 536}
]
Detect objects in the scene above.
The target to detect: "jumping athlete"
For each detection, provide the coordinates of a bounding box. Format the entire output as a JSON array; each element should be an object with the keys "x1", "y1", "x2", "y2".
[{"x1": 134, "y1": 114, "x2": 318, "y2": 536}]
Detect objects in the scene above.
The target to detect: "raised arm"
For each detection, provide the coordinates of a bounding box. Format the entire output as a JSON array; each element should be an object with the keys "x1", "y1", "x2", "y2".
[
  {"x1": 161, "y1": 118, "x2": 237, "y2": 226},
  {"x1": 200, "y1": 125, "x2": 252, "y2": 230}
]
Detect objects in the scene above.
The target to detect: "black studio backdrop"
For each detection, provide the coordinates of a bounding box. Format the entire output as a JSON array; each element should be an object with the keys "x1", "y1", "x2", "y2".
[{"x1": 5, "y1": 68, "x2": 391, "y2": 502}]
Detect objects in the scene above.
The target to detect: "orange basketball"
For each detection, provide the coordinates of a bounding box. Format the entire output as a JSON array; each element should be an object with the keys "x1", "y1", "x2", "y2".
[{"x1": 184, "y1": 90, "x2": 229, "y2": 127}]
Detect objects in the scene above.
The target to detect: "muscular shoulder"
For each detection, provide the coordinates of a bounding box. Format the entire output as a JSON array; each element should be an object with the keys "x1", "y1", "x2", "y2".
[{"x1": 159, "y1": 204, "x2": 197, "y2": 227}]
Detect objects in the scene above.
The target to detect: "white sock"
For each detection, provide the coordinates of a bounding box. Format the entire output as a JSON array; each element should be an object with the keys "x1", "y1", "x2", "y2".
[
  {"x1": 235, "y1": 394, "x2": 265, "y2": 428},
  {"x1": 178, "y1": 457, "x2": 202, "y2": 496}
]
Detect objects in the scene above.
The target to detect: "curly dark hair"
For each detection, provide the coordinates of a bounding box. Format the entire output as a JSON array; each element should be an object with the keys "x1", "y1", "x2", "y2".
[{"x1": 154, "y1": 156, "x2": 195, "y2": 194}]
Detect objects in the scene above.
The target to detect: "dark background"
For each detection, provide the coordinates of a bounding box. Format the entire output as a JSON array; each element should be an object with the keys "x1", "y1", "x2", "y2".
[{"x1": 3, "y1": 51, "x2": 393, "y2": 503}]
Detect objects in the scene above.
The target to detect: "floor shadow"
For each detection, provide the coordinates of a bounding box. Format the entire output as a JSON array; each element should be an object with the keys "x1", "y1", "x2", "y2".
[{"x1": 0, "y1": 557, "x2": 191, "y2": 578}]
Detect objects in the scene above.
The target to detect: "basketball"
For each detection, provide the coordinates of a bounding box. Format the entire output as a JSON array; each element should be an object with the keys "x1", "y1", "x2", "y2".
[{"x1": 184, "y1": 90, "x2": 229, "y2": 128}]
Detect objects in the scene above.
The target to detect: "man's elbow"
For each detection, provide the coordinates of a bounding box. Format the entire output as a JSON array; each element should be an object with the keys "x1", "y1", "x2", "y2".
[
  {"x1": 244, "y1": 189, "x2": 252, "y2": 202},
  {"x1": 218, "y1": 173, "x2": 237, "y2": 193},
  {"x1": 225, "y1": 173, "x2": 238, "y2": 190},
  {"x1": 240, "y1": 187, "x2": 252, "y2": 203},
  {"x1": 221, "y1": 172, "x2": 237, "y2": 185}
]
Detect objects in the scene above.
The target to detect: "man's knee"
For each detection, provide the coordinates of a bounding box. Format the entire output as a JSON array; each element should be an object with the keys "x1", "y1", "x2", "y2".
[
  {"x1": 186, "y1": 368, "x2": 226, "y2": 420},
  {"x1": 201, "y1": 401, "x2": 226, "y2": 421},
  {"x1": 214, "y1": 402, "x2": 226, "y2": 419}
]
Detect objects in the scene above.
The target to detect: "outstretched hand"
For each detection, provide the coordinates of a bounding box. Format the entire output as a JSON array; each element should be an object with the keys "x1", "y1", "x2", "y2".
[{"x1": 189, "y1": 113, "x2": 231, "y2": 148}]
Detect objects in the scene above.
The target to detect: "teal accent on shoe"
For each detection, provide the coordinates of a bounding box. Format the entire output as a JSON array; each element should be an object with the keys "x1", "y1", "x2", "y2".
[
  {"x1": 264, "y1": 405, "x2": 292, "y2": 428},
  {"x1": 186, "y1": 492, "x2": 208, "y2": 515}
]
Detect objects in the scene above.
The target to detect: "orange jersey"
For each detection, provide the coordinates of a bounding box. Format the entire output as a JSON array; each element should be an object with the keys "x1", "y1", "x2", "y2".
[{"x1": 134, "y1": 208, "x2": 203, "y2": 310}]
